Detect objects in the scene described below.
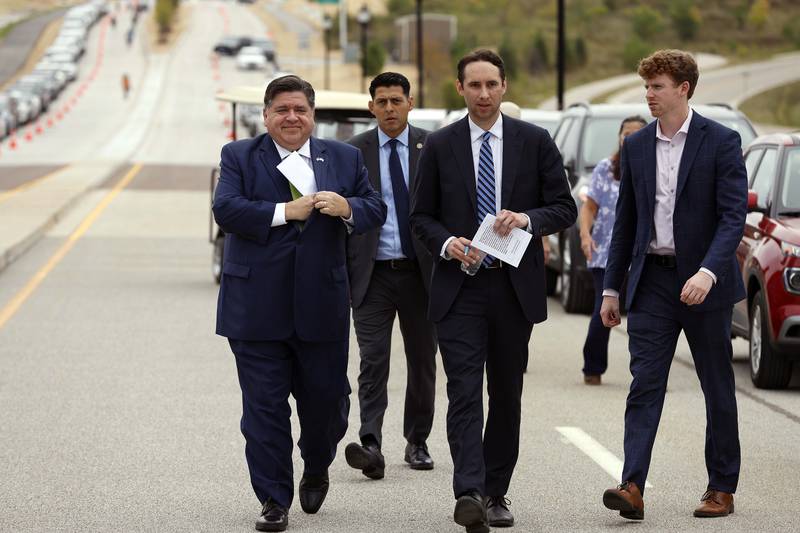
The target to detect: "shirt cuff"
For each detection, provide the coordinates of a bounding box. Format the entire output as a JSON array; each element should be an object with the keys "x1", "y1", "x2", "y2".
[
  {"x1": 341, "y1": 212, "x2": 355, "y2": 234},
  {"x1": 441, "y1": 236, "x2": 456, "y2": 259},
  {"x1": 602, "y1": 289, "x2": 619, "y2": 298},
  {"x1": 271, "y1": 203, "x2": 287, "y2": 227},
  {"x1": 522, "y1": 213, "x2": 532, "y2": 233},
  {"x1": 699, "y1": 267, "x2": 717, "y2": 284}
]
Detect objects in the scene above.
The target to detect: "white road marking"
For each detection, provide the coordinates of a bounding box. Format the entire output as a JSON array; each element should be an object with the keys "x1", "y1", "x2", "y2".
[{"x1": 556, "y1": 426, "x2": 653, "y2": 488}]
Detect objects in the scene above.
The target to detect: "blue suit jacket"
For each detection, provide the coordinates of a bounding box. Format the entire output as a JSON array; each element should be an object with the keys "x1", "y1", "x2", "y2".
[
  {"x1": 213, "y1": 133, "x2": 387, "y2": 342},
  {"x1": 604, "y1": 111, "x2": 747, "y2": 312}
]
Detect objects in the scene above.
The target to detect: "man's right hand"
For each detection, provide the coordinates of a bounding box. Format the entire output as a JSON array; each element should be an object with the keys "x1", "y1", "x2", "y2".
[
  {"x1": 600, "y1": 296, "x2": 621, "y2": 328},
  {"x1": 446, "y1": 237, "x2": 482, "y2": 268},
  {"x1": 580, "y1": 235, "x2": 596, "y2": 261},
  {"x1": 285, "y1": 195, "x2": 316, "y2": 221}
]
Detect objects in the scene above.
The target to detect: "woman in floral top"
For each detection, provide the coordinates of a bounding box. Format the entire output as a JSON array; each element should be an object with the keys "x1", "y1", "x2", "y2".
[{"x1": 580, "y1": 116, "x2": 647, "y2": 385}]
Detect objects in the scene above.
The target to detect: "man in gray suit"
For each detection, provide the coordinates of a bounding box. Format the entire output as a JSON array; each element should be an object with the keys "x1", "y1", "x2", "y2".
[{"x1": 344, "y1": 72, "x2": 437, "y2": 480}]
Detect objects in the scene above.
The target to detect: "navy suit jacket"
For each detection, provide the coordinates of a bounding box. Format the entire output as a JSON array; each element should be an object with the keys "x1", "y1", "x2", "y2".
[
  {"x1": 213, "y1": 133, "x2": 387, "y2": 342},
  {"x1": 604, "y1": 111, "x2": 748, "y2": 312},
  {"x1": 410, "y1": 115, "x2": 577, "y2": 323}
]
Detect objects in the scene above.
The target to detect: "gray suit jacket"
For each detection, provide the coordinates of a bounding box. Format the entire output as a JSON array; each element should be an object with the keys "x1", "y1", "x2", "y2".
[{"x1": 346, "y1": 125, "x2": 433, "y2": 308}]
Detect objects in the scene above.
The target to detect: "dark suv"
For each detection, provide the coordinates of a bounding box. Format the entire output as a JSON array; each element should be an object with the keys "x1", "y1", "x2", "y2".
[
  {"x1": 547, "y1": 103, "x2": 758, "y2": 313},
  {"x1": 734, "y1": 132, "x2": 800, "y2": 389}
]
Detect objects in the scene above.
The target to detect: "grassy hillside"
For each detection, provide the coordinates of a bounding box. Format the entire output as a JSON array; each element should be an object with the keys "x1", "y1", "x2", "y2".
[{"x1": 372, "y1": 0, "x2": 800, "y2": 107}]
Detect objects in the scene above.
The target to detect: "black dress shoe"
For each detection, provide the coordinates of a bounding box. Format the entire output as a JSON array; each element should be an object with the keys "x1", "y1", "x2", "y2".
[
  {"x1": 298, "y1": 471, "x2": 329, "y2": 514},
  {"x1": 344, "y1": 441, "x2": 385, "y2": 479},
  {"x1": 453, "y1": 491, "x2": 489, "y2": 533},
  {"x1": 487, "y1": 496, "x2": 514, "y2": 527},
  {"x1": 256, "y1": 498, "x2": 288, "y2": 532},
  {"x1": 404, "y1": 442, "x2": 434, "y2": 470}
]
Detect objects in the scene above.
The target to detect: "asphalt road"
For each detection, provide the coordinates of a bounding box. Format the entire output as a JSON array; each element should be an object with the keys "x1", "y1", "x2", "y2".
[{"x1": 1, "y1": 1, "x2": 799, "y2": 532}]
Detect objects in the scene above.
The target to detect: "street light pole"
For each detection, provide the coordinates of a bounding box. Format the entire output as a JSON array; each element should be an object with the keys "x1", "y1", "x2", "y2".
[
  {"x1": 357, "y1": 4, "x2": 371, "y2": 93},
  {"x1": 557, "y1": 0, "x2": 565, "y2": 110},
  {"x1": 416, "y1": 0, "x2": 424, "y2": 107},
  {"x1": 322, "y1": 13, "x2": 332, "y2": 90}
]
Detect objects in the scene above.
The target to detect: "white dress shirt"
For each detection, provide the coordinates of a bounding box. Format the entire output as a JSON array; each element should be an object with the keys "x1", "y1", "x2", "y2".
[{"x1": 440, "y1": 114, "x2": 532, "y2": 258}]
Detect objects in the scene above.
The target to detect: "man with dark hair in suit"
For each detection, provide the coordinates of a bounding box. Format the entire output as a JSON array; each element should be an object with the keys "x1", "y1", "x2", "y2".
[
  {"x1": 600, "y1": 49, "x2": 747, "y2": 521},
  {"x1": 344, "y1": 72, "x2": 438, "y2": 480},
  {"x1": 213, "y1": 75, "x2": 386, "y2": 532},
  {"x1": 410, "y1": 50, "x2": 576, "y2": 532}
]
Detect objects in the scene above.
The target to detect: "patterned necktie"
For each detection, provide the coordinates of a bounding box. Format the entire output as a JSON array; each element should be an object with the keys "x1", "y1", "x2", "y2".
[
  {"x1": 388, "y1": 139, "x2": 415, "y2": 260},
  {"x1": 477, "y1": 131, "x2": 495, "y2": 266}
]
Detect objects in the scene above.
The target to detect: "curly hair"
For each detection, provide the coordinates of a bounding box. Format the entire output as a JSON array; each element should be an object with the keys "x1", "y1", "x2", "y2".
[{"x1": 637, "y1": 49, "x2": 699, "y2": 99}]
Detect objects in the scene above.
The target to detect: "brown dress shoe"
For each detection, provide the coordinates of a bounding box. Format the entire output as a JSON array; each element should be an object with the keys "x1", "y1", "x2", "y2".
[
  {"x1": 603, "y1": 481, "x2": 644, "y2": 520},
  {"x1": 584, "y1": 374, "x2": 601, "y2": 385},
  {"x1": 694, "y1": 490, "x2": 734, "y2": 517}
]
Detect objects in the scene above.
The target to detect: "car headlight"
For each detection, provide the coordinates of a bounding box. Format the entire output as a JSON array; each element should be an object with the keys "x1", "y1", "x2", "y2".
[
  {"x1": 782, "y1": 241, "x2": 800, "y2": 257},
  {"x1": 786, "y1": 268, "x2": 800, "y2": 293}
]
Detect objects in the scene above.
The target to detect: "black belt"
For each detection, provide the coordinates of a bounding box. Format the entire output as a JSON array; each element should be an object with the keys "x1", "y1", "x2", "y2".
[
  {"x1": 645, "y1": 254, "x2": 677, "y2": 269},
  {"x1": 375, "y1": 258, "x2": 417, "y2": 271},
  {"x1": 484, "y1": 258, "x2": 503, "y2": 269}
]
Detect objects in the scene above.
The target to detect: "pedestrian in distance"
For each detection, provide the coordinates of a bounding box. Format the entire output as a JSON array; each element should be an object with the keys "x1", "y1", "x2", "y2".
[
  {"x1": 121, "y1": 73, "x2": 131, "y2": 99},
  {"x1": 343, "y1": 72, "x2": 438, "y2": 480},
  {"x1": 579, "y1": 115, "x2": 647, "y2": 385},
  {"x1": 600, "y1": 49, "x2": 747, "y2": 521},
  {"x1": 212, "y1": 75, "x2": 386, "y2": 532},
  {"x1": 410, "y1": 49, "x2": 577, "y2": 533}
]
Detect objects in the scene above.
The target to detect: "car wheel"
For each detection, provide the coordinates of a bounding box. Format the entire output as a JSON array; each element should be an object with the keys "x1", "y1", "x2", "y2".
[
  {"x1": 749, "y1": 290, "x2": 792, "y2": 389},
  {"x1": 559, "y1": 233, "x2": 593, "y2": 314},
  {"x1": 212, "y1": 234, "x2": 224, "y2": 284}
]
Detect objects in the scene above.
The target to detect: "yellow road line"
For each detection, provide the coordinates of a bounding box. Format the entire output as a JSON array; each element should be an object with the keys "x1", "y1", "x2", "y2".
[
  {"x1": 0, "y1": 163, "x2": 143, "y2": 331},
  {"x1": 0, "y1": 165, "x2": 69, "y2": 205}
]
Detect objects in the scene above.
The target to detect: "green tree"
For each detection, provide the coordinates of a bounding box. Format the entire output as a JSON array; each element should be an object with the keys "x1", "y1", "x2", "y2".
[
  {"x1": 364, "y1": 41, "x2": 386, "y2": 77},
  {"x1": 526, "y1": 32, "x2": 549, "y2": 74},
  {"x1": 670, "y1": 0, "x2": 702, "y2": 41},
  {"x1": 630, "y1": 5, "x2": 664, "y2": 39},
  {"x1": 440, "y1": 79, "x2": 463, "y2": 111},
  {"x1": 575, "y1": 37, "x2": 588, "y2": 66},
  {"x1": 622, "y1": 37, "x2": 653, "y2": 71},
  {"x1": 387, "y1": 0, "x2": 414, "y2": 16},
  {"x1": 603, "y1": 0, "x2": 617, "y2": 11},
  {"x1": 747, "y1": 0, "x2": 770, "y2": 32},
  {"x1": 499, "y1": 38, "x2": 518, "y2": 80}
]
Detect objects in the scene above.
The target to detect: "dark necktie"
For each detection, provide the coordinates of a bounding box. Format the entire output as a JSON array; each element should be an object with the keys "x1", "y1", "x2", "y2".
[
  {"x1": 477, "y1": 131, "x2": 496, "y2": 266},
  {"x1": 388, "y1": 138, "x2": 415, "y2": 260}
]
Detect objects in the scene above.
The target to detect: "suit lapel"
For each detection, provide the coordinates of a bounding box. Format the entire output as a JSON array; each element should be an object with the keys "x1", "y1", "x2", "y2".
[
  {"x1": 675, "y1": 112, "x2": 706, "y2": 200},
  {"x1": 363, "y1": 129, "x2": 381, "y2": 191},
  {"x1": 310, "y1": 137, "x2": 328, "y2": 193},
  {"x1": 501, "y1": 116, "x2": 522, "y2": 209},
  {"x1": 258, "y1": 135, "x2": 292, "y2": 201},
  {"x1": 643, "y1": 125, "x2": 657, "y2": 219},
  {"x1": 449, "y1": 117, "x2": 477, "y2": 214},
  {"x1": 408, "y1": 125, "x2": 424, "y2": 190}
]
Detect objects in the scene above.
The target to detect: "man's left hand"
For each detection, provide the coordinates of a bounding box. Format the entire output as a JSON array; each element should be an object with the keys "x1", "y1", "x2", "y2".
[
  {"x1": 493, "y1": 210, "x2": 527, "y2": 237},
  {"x1": 314, "y1": 191, "x2": 352, "y2": 218},
  {"x1": 680, "y1": 271, "x2": 713, "y2": 306}
]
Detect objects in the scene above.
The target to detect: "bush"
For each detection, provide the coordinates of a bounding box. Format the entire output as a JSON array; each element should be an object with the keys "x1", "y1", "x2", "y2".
[
  {"x1": 526, "y1": 32, "x2": 549, "y2": 74},
  {"x1": 154, "y1": 0, "x2": 175, "y2": 41},
  {"x1": 630, "y1": 5, "x2": 664, "y2": 39},
  {"x1": 441, "y1": 79, "x2": 463, "y2": 111},
  {"x1": 747, "y1": 0, "x2": 770, "y2": 32},
  {"x1": 499, "y1": 38, "x2": 518, "y2": 79},
  {"x1": 575, "y1": 37, "x2": 588, "y2": 66},
  {"x1": 364, "y1": 41, "x2": 386, "y2": 77},
  {"x1": 622, "y1": 37, "x2": 653, "y2": 71},
  {"x1": 670, "y1": 0, "x2": 702, "y2": 41}
]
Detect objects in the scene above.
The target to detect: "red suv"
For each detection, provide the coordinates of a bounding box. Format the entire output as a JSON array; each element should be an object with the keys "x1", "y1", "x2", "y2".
[{"x1": 734, "y1": 132, "x2": 800, "y2": 389}]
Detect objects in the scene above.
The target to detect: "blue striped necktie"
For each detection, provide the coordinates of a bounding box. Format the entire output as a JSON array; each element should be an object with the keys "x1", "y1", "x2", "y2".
[{"x1": 476, "y1": 131, "x2": 495, "y2": 267}]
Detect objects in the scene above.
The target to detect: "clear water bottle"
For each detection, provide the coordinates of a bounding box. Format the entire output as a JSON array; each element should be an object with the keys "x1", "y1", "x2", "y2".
[{"x1": 461, "y1": 249, "x2": 487, "y2": 276}]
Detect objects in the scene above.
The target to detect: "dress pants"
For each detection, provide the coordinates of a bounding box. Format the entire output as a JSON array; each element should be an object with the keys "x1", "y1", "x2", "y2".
[
  {"x1": 352, "y1": 262, "x2": 437, "y2": 447},
  {"x1": 230, "y1": 336, "x2": 350, "y2": 508},
  {"x1": 436, "y1": 267, "x2": 533, "y2": 498},
  {"x1": 622, "y1": 261, "x2": 740, "y2": 494},
  {"x1": 582, "y1": 267, "x2": 610, "y2": 376}
]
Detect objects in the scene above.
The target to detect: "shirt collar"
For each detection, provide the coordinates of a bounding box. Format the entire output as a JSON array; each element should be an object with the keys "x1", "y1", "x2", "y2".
[
  {"x1": 273, "y1": 138, "x2": 312, "y2": 160},
  {"x1": 656, "y1": 107, "x2": 693, "y2": 141},
  {"x1": 468, "y1": 113, "x2": 504, "y2": 143},
  {"x1": 378, "y1": 125, "x2": 409, "y2": 148}
]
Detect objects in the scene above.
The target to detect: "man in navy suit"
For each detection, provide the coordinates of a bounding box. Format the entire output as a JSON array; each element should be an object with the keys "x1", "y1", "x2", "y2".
[
  {"x1": 600, "y1": 50, "x2": 747, "y2": 521},
  {"x1": 410, "y1": 50, "x2": 576, "y2": 532},
  {"x1": 213, "y1": 75, "x2": 386, "y2": 532}
]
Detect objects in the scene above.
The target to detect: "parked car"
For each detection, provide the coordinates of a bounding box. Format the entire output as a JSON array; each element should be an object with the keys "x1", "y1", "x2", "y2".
[
  {"x1": 546, "y1": 102, "x2": 758, "y2": 313},
  {"x1": 213, "y1": 36, "x2": 252, "y2": 56},
  {"x1": 408, "y1": 108, "x2": 447, "y2": 131},
  {"x1": 733, "y1": 132, "x2": 800, "y2": 388},
  {"x1": 249, "y1": 38, "x2": 277, "y2": 63},
  {"x1": 236, "y1": 46, "x2": 268, "y2": 71}
]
